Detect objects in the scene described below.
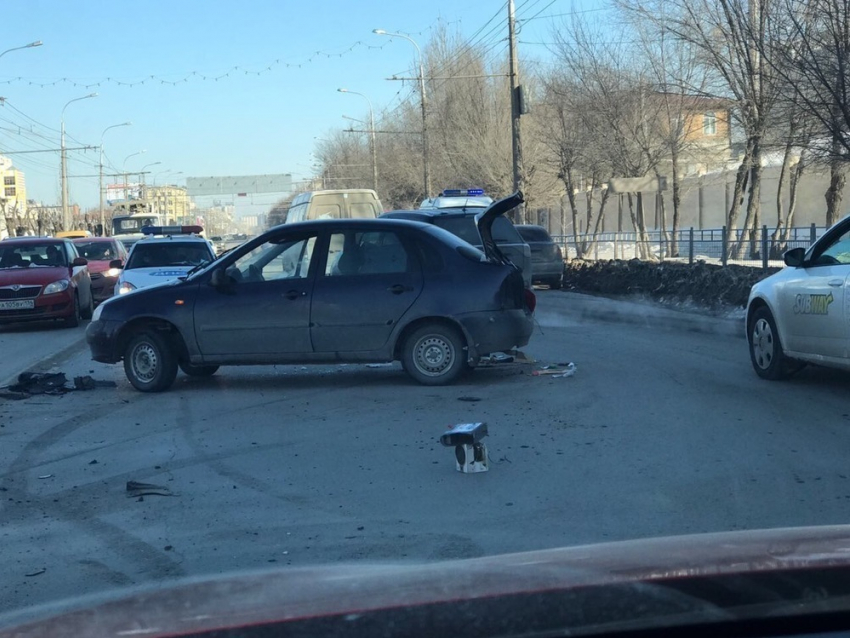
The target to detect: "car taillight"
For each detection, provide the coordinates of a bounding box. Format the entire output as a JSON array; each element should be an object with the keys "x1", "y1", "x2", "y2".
[{"x1": 524, "y1": 288, "x2": 537, "y2": 313}]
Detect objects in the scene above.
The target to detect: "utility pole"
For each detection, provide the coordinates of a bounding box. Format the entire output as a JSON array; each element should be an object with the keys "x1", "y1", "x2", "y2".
[
  {"x1": 60, "y1": 93, "x2": 97, "y2": 230},
  {"x1": 508, "y1": 0, "x2": 525, "y2": 223}
]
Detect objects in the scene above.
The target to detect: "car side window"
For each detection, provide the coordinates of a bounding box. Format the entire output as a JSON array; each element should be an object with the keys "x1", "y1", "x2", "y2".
[
  {"x1": 814, "y1": 230, "x2": 850, "y2": 265},
  {"x1": 229, "y1": 235, "x2": 317, "y2": 283},
  {"x1": 325, "y1": 231, "x2": 410, "y2": 276}
]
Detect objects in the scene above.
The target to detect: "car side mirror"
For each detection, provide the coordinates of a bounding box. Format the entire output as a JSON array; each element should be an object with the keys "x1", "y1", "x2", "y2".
[
  {"x1": 210, "y1": 267, "x2": 236, "y2": 290},
  {"x1": 109, "y1": 259, "x2": 124, "y2": 270},
  {"x1": 71, "y1": 257, "x2": 88, "y2": 267},
  {"x1": 783, "y1": 247, "x2": 805, "y2": 267}
]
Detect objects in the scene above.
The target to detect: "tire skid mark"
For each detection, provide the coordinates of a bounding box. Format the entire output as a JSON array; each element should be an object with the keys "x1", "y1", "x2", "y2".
[
  {"x1": 176, "y1": 397, "x2": 314, "y2": 509},
  {"x1": 2, "y1": 399, "x2": 186, "y2": 582}
]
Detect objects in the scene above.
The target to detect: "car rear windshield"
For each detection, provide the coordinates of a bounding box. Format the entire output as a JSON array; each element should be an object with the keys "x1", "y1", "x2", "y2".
[
  {"x1": 433, "y1": 216, "x2": 522, "y2": 245},
  {"x1": 126, "y1": 242, "x2": 213, "y2": 269},
  {"x1": 517, "y1": 226, "x2": 553, "y2": 242},
  {"x1": 74, "y1": 242, "x2": 119, "y2": 261}
]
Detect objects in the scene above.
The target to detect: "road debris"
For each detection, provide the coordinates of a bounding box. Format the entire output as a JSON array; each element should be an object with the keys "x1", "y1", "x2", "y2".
[
  {"x1": 533, "y1": 362, "x2": 577, "y2": 378},
  {"x1": 38, "y1": 474, "x2": 53, "y2": 479},
  {"x1": 73, "y1": 376, "x2": 118, "y2": 391},
  {"x1": 126, "y1": 480, "x2": 175, "y2": 498},
  {"x1": 24, "y1": 568, "x2": 46, "y2": 577},
  {"x1": 457, "y1": 396, "x2": 482, "y2": 402},
  {"x1": 0, "y1": 372, "x2": 117, "y2": 399}
]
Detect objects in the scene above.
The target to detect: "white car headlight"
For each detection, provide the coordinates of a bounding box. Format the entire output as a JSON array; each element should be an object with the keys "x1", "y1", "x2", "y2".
[
  {"x1": 43, "y1": 279, "x2": 70, "y2": 295},
  {"x1": 106, "y1": 267, "x2": 122, "y2": 277},
  {"x1": 117, "y1": 281, "x2": 137, "y2": 295}
]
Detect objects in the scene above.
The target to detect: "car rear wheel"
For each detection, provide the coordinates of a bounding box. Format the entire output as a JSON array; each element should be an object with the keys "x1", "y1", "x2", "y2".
[
  {"x1": 402, "y1": 324, "x2": 465, "y2": 386},
  {"x1": 63, "y1": 293, "x2": 81, "y2": 328},
  {"x1": 179, "y1": 361, "x2": 220, "y2": 377},
  {"x1": 124, "y1": 331, "x2": 178, "y2": 392},
  {"x1": 548, "y1": 274, "x2": 563, "y2": 290},
  {"x1": 749, "y1": 306, "x2": 800, "y2": 380}
]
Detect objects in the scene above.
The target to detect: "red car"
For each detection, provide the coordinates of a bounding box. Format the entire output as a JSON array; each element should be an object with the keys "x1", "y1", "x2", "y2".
[
  {"x1": 73, "y1": 237, "x2": 128, "y2": 303},
  {"x1": 0, "y1": 237, "x2": 93, "y2": 327}
]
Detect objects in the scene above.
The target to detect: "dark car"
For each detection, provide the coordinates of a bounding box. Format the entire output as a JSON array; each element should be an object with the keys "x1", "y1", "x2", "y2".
[
  {"x1": 515, "y1": 225, "x2": 564, "y2": 289},
  {"x1": 86, "y1": 193, "x2": 535, "y2": 392},
  {"x1": 72, "y1": 237, "x2": 128, "y2": 303},
  {"x1": 0, "y1": 237, "x2": 93, "y2": 327},
  {"x1": 381, "y1": 204, "x2": 533, "y2": 287}
]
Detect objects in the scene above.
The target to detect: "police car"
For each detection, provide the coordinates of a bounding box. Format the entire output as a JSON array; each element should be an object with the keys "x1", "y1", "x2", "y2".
[
  {"x1": 114, "y1": 226, "x2": 216, "y2": 296},
  {"x1": 419, "y1": 188, "x2": 494, "y2": 210},
  {"x1": 747, "y1": 215, "x2": 850, "y2": 379}
]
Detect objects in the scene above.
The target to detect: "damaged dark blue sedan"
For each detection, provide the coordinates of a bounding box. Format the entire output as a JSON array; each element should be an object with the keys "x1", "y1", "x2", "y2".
[{"x1": 86, "y1": 192, "x2": 536, "y2": 391}]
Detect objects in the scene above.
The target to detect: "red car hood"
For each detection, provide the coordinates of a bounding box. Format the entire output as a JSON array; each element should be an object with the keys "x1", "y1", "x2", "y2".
[
  {"x1": 4, "y1": 526, "x2": 850, "y2": 636},
  {"x1": 0, "y1": 266, "x2": 70, "y2": 285}
]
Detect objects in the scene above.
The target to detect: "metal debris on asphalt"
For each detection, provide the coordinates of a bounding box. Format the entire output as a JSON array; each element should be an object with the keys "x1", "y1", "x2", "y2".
[
  {"x1": 38, "y1": 474, "x2": 53, "y2": 479},
  {"x1": 126, "y1": 480, "x2": 175, "y2": 498},
  {"x1": 533, "y1": 362, "x2": 577, "y2": 378},
  {"x1": 0, "y1": 372, "x2": 117, "y2": 399},
  {"x1": 24, "y1": 569, "x2": 46, "y2": 577},
  {"x1": 457, "y1": 396, "x2": 482, "y2": 402}
]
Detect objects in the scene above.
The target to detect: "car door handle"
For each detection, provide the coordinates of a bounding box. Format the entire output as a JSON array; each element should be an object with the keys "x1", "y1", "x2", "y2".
[
  {"x1": 829, "y1": 279, "x2": 844, "y2": 287},
  {"x1": 387, "y1": 284, "x2": 413, "y2": 294},
  {"x1": 284, "y1": 290, "x2": 307, "y2": 300}
]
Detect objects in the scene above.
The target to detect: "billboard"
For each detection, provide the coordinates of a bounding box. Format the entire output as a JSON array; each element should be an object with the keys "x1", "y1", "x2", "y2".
[
  {"x1": 185, "y1": 174, "x2": 293, "y2": 197},
  {"x1": 106, "y1": 183, "x2": 143, "y2": 204}
]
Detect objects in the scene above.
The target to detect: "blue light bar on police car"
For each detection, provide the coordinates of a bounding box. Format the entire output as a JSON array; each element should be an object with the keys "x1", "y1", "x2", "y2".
[
  {"x1": 440, "y1": 188, "x2": 485, "y2": 197},
  {"x1": 141, "y1": 225, "x2": 204, "y2": 236}
]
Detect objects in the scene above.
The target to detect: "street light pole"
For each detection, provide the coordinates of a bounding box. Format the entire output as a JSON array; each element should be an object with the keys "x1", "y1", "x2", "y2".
[
  {"x1": 61, "y1": 92, "x2": 98, "y2": 230},
  {"x1": 373, "y1": 29, "x2": 430, "y2": 198},
  {"x1": 0, "y1": 41, "x2": 42, "y2": 60},
  {"x1": 122, "y1": 150, "x2": 146, "y2": 191},
  {"x1": 100, "y1": 121, "x2": 131, "y2": 236},
  {"x1": 338, "y1": 88, "x2": 378, "y2": 192}
]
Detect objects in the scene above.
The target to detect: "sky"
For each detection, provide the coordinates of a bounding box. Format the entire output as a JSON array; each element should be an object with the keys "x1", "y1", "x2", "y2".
[{"x1": 0, "y1": 0, "x2": 598, "y2": 217}]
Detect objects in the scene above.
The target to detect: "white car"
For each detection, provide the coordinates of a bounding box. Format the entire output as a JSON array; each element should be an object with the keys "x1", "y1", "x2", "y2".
[
  {"x1": 115, "y1": 228, "x2": 215, "y2": 296},
  {"x1": 747, "y1": 217, "x2": 850, "y2": 379}
]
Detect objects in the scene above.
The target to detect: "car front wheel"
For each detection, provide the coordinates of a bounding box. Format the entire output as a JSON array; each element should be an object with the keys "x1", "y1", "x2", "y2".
[
  {"x1": 749, "y1": 306, "x2": 799, "y2": 380},
  {"x1": 179, "y1": 361, "x2": 220, "y2": 377},
  {"x1": 402, "y1": 323, "x2": 465, "y2": 386},
  {"x1": 124, "y1": 331, "x2": 178, "y2": 392}
]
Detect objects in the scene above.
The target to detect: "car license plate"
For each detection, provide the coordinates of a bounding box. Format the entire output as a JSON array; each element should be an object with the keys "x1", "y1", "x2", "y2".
[{"x1": 0, "y1": 300, "x2": 35, "y2": 310}]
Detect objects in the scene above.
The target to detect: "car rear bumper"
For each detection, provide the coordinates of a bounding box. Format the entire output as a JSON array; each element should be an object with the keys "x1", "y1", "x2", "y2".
[
  {"x1": 457, "y1": 309, "x2": 533, "y2": 356},
  {"x1": 86, "y1": 319, "x2": 123, "y2": 362},
  {"x1": 530, "y1": 261, "x2": 564, "y2": 279},
  {"x1": 90, "y1": 276, "x2": 118, "y2": 303}
]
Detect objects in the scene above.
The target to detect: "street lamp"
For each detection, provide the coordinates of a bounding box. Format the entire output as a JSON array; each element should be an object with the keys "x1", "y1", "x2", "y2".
[
  {"x1": 122, "y1": 150, "x2": 146, "y2": 198},
  {"x1": 0, "y1": 41, "x2": 42, "y2": 60},
  {"x1": 139, "y1": 161, "x2": 161, "y2": 185},
  {"x1": 373, "y1": 29, "x2": 430, "y2": 197},
  {"x1": 338, "y1": 88, "x2": 378, "y2": 192},
  {"x1": 61, "y1": 92, "x2": 98, "y2": 230},
  {"x1": 99, "y1": 121, "x2": 131, "y2": 236}
]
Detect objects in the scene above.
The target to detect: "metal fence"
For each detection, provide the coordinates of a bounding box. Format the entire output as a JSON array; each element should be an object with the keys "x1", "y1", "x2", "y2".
[{"x1": 553, "y1": 224, "x2": 827, "y2": 268}]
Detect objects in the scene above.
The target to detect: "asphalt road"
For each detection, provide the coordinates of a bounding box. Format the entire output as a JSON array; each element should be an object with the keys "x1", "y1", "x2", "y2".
[
  {"x1": 3, "y1": 290, "x2": 850, "y2": 619},
  {"x1": 0, "y1": 320, "x2": 88, "y2": 388}
]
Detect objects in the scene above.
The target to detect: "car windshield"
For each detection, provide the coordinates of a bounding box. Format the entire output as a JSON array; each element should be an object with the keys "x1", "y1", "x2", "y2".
[
  {"x1": 10, "y1": 0, "x2": 850, "y2": 634},
  {"x1": 74, "y1": 242, "x2": 117, "y2": 261},
  {"x1": 0, "y1": 243, "x2": 67, "y2": 268},
  {"x1": 125, "y1": 241, "x2": 213, "y2": 269},
  {"x1": 517, "y1": 226, "x2": 552, "y2": 243}
]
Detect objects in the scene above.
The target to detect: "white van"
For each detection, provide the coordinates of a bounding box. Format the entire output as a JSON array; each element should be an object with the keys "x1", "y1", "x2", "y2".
[{"x1": 285, "y1": 189, "x2": 383, "y2": 224}]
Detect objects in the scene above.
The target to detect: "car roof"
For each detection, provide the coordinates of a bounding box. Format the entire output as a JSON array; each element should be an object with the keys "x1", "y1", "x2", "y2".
[
  {"x1": 274, "y1": 217, "x2": 433, "y2": 232},
  {"x1": 133, "y1": 235, "x2": 210, "y2": 244},
  {"x1": 72, "y1": 236, "x2": 117, "y2": 242},
  {"x1": 382, "y1": 209, "x2": 480, "y2": 220},
  {"x1": 1, "y1": 236, "x2": 66, "y2": 244}
]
